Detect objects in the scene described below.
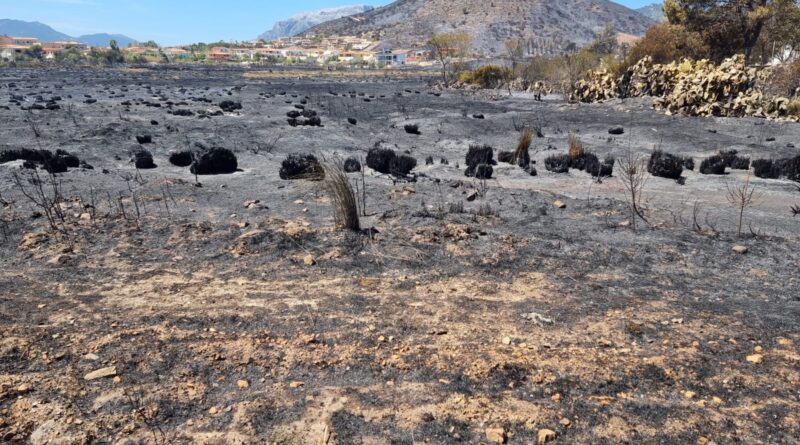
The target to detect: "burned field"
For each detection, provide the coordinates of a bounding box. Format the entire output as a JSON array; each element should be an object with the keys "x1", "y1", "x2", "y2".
[{"x1": 1, "y1": 66, "x2": 799, "y2": 445}]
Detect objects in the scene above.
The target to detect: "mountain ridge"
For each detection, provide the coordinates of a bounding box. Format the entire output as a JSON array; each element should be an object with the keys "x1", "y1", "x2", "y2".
[
  {"x1": 0, "y1": 19, "x2": 137, "y2": 47},
  {"x1": 258, "y1": 5, "x2": 374, "y2": 41},
  {"x1": 306, "y1": 0, "x2": 654, "y2": 54}
]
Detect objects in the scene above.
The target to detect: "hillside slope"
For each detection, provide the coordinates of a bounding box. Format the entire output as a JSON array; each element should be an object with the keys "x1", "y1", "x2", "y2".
[
  {"x1": 259, "y1": 5, "x2": 374, "y2": 41},
  {"x1": 307, "y1": 0, "x2": 653, "y2": 55}
]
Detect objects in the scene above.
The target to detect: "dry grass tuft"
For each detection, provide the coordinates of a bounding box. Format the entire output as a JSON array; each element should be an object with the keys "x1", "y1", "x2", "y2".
[
  {"x1": 568, "y1": 134, "x2": 584, "y2": 159},
  {"x1": 322, "y1": 159, "x2": 360, "y2": 231},
  {"x1": 513, "y1": 127, "x2": 533, "y2": 167}
]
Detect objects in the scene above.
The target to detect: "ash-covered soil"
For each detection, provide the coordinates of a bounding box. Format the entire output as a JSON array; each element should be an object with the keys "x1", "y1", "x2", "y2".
[{"x1": 0, "y1": 66, "x2": 799, "y2": 445}]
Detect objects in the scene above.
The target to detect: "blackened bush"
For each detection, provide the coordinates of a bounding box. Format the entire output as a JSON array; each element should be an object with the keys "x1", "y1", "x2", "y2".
[
  {"x1": 136, "y1": 135, "x2": 152, "y2": 144},
  {"x1": 56, "y1": 149, "x2": 80, "y2": 168},
  {"x1": 219, "y1": 100, "x2": 242, "y2": 112},
  {"x1": 729, "y1": 156, "x2": 751, "y2": 170},
  {"x1": 299, "y1": 116, "x2": 322, "y2": 127},
  {"x1": 572, "y1": 152, "x2": 599, "y2": 172},
  {"x1": 191, "y1": 147, "x2": 238, "y2": 175},
  {"x1": 474, "y1": 164, "x2": 493, "y2": 179},
  {"x1": 169, "y1": 150, "x2": 193, "y2": 167},
  {"x1": 465, "y1": 145, "x2": 494, "y2": 177},
  {"x1": 344, "y1": 157, "x2": 361, "y2": 173},
  {"x1": 425, "y1": 156, "x2": 434, "y2": 165},
  {"x1": 682, "y1": 156, "x2": 695, "y2": 171},
  {"x1": 544, "y1": 154, "x2": 571, "y2": 173},
  {"x1": 348, "y1": 117, "x2": 357, "y2": 125},
  {"x1": 528, "y1": 166, "x2": 538, "y2": 176},
  {"x1": 720, "y1": 149, "x2": 750, "y2": 170},
  {"x1": 584, "y1": 154, "x2": 614, "y2": 177},
  {"x1": 42, "y1": 154, "x2": 68, "y2": 174},
  {"x1": 497, "y1": 151, "x2": 514, "y2": 163},
  {"x1": 301, "y1": 109, "x2": 317, "y2": 118},
  {"x1": 59, "y1": 153, "x2": 80, "y2": 168},
  {"x1": 286, "y1": 110, "x2": 301, "y2": 118},
  {"x1": 647, "y1": 150, "x2": 683, "y2": 179},
  {"x1": 404, "y1": 124, "x2": 421, "y2": 135},
  {"x1": 279, "y1": 154, "x2": 323, "y2": 180},
  {"x1": 699, "y1": 155, "x2": 727, "y2": 175},
  {"x1": 783, "y1": 156, "x2": 800, "y2": 182},
  {"x1": 287, "y1": 118, "x2": 299, "y2": 127},
  {"x1": 132, "y1": 149, "x2": 156, "y2": 169},
  {"x1": 390, "y1": 155, "x2": 417, "y2": 177},
  {"x1": 751, "y1": 159, "x2": 780, "y2": 179},
  {"x1": 366, "y1": 147, "x2": 396, "y2": 174}
]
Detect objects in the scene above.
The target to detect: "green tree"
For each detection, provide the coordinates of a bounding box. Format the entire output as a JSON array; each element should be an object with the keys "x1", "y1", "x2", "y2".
[
  {"x1": 427, "y1": 32, "x2": 472, "y2": 86},
  {"x1": 663, "y1": 0, "x2": 797, "y2": 62}
]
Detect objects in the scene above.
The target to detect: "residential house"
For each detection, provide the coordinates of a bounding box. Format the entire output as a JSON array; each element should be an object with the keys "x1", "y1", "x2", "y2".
[
  {"x1": 41, "y1": 41, "x2": 88, "y2": 59},
  {"x1": 208, "y1": 46, "x2": 232, "y2": 62},
  {"x1": 0, "y1": 36, "x2": 41, "y2": 59},
  {"x1": 374, "y1": 46, "x2": 409, "y2": 66}
]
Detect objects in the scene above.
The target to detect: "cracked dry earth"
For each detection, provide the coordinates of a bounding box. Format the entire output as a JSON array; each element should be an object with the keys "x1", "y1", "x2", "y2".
[{"x1": 0, "y1": 66, "x2": 799, "y2": 445}]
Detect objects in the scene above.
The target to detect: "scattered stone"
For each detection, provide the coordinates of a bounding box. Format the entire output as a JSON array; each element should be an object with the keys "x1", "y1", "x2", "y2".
[
  {"x1": 732, "y1": 245, "x2": 748, "y2": 254},
  {"x1": 538, "y1": 429, "x2": 557, "y2": 444},
  {"x1": 208, "y1": 407, "x2": 219, "y2": 415},
  {"x1": 289, "y1": 381, "x2": 305, "y2": 388},
  {"x1": 746, "y1": 354, "x2": 763, "y2": 364},
  {"x1": 84, "y1": 366, "x2": 117, "y2": 381},
  {"x1": 485, "y1": 427, "x2": 506, "y2": 444},
  {"x1": 303, "y1": 255, "x2": 316, "y2": 266},
  {"x1": 559, "y1": 418, "x2": 571, "y2": 427},
  {"x1": 554, "y1": 200, "x2": 566, "y2": 209},
  {"x1": 501, "y1": 336, "x2": 512, "y2": 345},
  {"x1": 237, "y1": 380, "x2": 249, "y2": 389}
]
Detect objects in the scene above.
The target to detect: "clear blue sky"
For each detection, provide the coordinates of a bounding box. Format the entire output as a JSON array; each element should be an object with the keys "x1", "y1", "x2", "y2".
[{"x1": 0, "y1": 0, "x2": 657, "y2": 46}]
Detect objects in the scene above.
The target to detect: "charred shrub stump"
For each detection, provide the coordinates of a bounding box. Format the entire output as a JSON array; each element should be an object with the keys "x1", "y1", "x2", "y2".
[
  {"x1": 647, "y1": 150, "x2": 684, "y2": 180},
  {"x1": 219, "y1": 101, "x2": 242, "y2": 112},
  {"x1": 169, "y1": 150, "x2": 193, "y2": 167},
  {"x1": 544, "y1": 154, "x2": 571, "y2": 173},
  {"x1": 474, "y1": 164, "x2": 493, "y2": 179},
  {"x1": 465, "y1": 145, "x2": 495, "y2": 177},
  {"x1": 132, "y1": 149, "x2": 156, "y2": 169},
  {"x1": 366, "y1": 147, "x2": 396, "y2": 174},
  {"x1": 279, "y1": 154, "x2": 323, "y2": 180},
  {"x1": 404, "y1": 124, "x2": 421, "y2": 135},
  {"x1": 191, "y1": 147, "x2": 238, "y2": 175},
  {"x1": 700, "y1": 155, "x2": 727, "y2": 175},
  {"x1": 390, "y1": 155, "x2": 418, "y2": 177},
  {"x1": 343, "y1": 157, "x2": 362, "y2": 173}
]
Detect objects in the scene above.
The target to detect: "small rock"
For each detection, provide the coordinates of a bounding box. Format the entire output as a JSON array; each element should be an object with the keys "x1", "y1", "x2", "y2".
[
  {"x1": 746, "y1": 354, "x2": 763, "y2": 364},
  {"x1": 237, "y1": 379, "x2": 249, "y2": 389},
  {"x1": 559, "y1": 418, "x2": 571, "y2": 427},
  {"x1": 553, "y1": 200, "x2": 566, "y2": 209},
  {"x1": 501, "y1": 336, "x2": 512, "y2": 345},
  {"x1": 84, "y1": 366, "x2": 117, "y2": 381},
  {"x1": 732, "y1": 245, "x2": 748, "y2": 254},
  {"x1": 683, "y1": 390, "x2": 696, "y2": 399},
  {"x1": 485, "y1": 427, "x2": 506, "y2": 444},
  {"x1": 208, "y1": 407, "x2": 218, "y2": 415},
  {"x1": 550, "y1": 393, "x2": 561, "y2": 402},
  {"x1": 289, "y1": 381, "x2": 304, "y2": 388},
  {"x1": 538, "y1": 429, "x2": 557, "y2": 444},
  {"x1": 303, "y1": 255, "x2": 316, "y2": 266},
  {"x1": 83, "y1": 353, "x2": 100, "y2": 361},
  {"x1": 608, "y1": 126, "x2": 624, "y2": 135},
  {"x1": 466, "y1": 190, "x2": 479, "y2": 202},
  {"x1": 16, "y1": 384, "x2": 31, "y2": 393}
]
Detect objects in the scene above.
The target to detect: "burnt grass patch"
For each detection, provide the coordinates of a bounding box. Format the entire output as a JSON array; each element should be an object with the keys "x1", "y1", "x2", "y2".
[{"x1": 0, "y1": 66, "x2": 798, "y2": 445}]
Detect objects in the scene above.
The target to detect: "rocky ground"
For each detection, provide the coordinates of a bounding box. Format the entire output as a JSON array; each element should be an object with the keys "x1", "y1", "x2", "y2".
[{"x1": 0, "y1": 65, "x2": 799, "y2": 445}]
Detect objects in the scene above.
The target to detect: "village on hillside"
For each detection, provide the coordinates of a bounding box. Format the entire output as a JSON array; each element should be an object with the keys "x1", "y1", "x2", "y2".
[{"x1": 0, "y1": 34, "x2": 435, "y2": 67}]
